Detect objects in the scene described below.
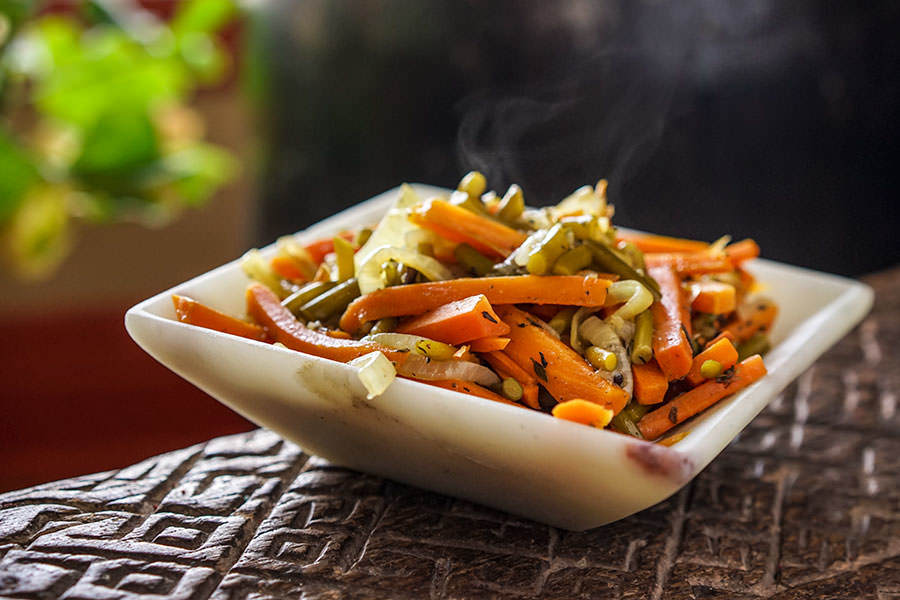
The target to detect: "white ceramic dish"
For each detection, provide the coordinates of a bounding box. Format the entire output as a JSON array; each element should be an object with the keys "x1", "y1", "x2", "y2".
[{"x1": 126, "y1": 184, "x2": 873, "y2": 530}]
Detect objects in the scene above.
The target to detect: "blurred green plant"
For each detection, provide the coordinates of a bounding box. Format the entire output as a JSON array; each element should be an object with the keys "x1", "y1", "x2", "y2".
[{"x1": 0, "y1": 0, "x2": 237, "y2": 279}]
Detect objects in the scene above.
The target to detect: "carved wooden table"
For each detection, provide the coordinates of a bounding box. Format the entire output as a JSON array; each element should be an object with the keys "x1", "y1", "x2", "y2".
[{"x1": 1, "y1": 267, "x2": 898, "y2": 599}]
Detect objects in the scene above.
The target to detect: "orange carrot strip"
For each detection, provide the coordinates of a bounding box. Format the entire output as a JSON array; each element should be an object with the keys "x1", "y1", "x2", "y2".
[
  {"x1": 526, "y1": 304, "x2": 560, "y2": 321},
  {"x1": 409, "y1": 198, "x2": 527, "y2": 258},
  {"x1": 552, "y1": 399, "x2": 614, "y2": 428},
  {"x1": 270, "y1": 256, "x2": 308, "y2": 282},
  {"x1": 724, "y1": 239, "x2": 760, "y2": 264},
  {"x1": 396, "y1": 294, "x2": 510, "y2": 345},
  {"x1": 172, "y1": 294, "x2": 268, "y2": 342},
  {"x1": 324, "y1": 330, "x2": 353, "y2": 340},
  {"x1": 685, "y1": 338, "x2": 739, "y2": 386},
  {"x1": 690, "y1": 280, "x2": 737, "y2": 314},
  {"x1": 647, "y1": 264, "x2": 694, "y2": 381},
  {"x1": 616, "y1": 231, "x2": 709, "y2": 254},
  {"x1": 638, "y1": 355, "x2": 767, "y2": 439},
  {"x1": 704, "y1": 331, "x2": 736, "y2": 349},
  {"x1": 245, "y1": 283, "x2": 408, "y2": 364},
  {"x1": 424, "y1": 379, "x2": 522, "y2": 407},
  {"x1": 723, "y1": 300, "x2": 778, "y2": 342},
  {"x1": 645, "y1": 252, "x2": 734, "y2": 276},
  {"x1": 496, "y1": 306, "x2": 629, "y2": 414},
  {"x1": 482, "y1": 350, "x2": 539, "y2": 409},
  {"x1": 632, "y1": 361, "x2": 669, "y2": 405},
  {"x1": 339, "y1": 275, "x2": 611, "y2": 333},
  {"x1": 468, "y1": 336, "x2": 511, "y2": 353}
]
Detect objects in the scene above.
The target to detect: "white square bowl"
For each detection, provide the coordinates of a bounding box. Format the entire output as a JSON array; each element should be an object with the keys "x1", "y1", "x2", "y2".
[{"x1": 125, "y1": 185, "x2": 873, "y2": 531}]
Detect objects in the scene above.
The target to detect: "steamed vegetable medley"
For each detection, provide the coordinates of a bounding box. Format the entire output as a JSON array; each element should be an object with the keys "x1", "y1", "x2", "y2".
[{"x1": 173, "y1": 173, "x2": 776, "y2": 442}]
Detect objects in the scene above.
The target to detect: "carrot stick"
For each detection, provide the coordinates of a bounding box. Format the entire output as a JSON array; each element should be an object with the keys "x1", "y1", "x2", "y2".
[
  {"x1": 632, "y1": 361, "x2": 669, "y2": 405},
  {"x1": 647, "y1": 264, "x2": 694, "y2": 381},
  {"x1": 424, "y1": 379, "x2": 523, "y2": 407},
  {"x1": 552, "y1": 399, "x2": 614, "y2": 428},
  {"x1": 172, "y1": 295, "x2": 268, "y2": 342},
  {"x1": 468, "y1": 336, "x2": 510, "y2": 352},
  {"x1": 645, "y1": 253, "x2": 734, "y2": 276},
  {"x1": 496, "y1": 305, "x2": 630, "y2": 414},
  {"x1": 685, "y1": 337, "x2": 739, "y2": 386},
  {"x1": 270, "y1": 256, "x2": 308, "y2": 282},
  {"x1": 481, "y1": 350, "x2": 539, "y2": 409},
  {"x1": 690, "y1": 280, "x2": 736, "y2": 314},
  {"x1": 396, "y1": 294, "x2": 510, "y2": 345},
  {"x1": 245, "y1": 283, "x2": 408, "y2": 364},
  {"x1": 724, "y1": 239, "x2": 760, "y2": 264},
  {"x1": 339, "y1": 275, "x2": 612, "y2": 333},
  {"x1": 526, "y1": 304, "x2": 560, "y2": 321},
  {"x1": 616, "y1": 231, "x2": 709, "y2": 254},
  {"x1": 704, "y1": 331, "x2": 736, "y2": 349},
  {"x1": 722, "y1": 300, "x2": 778, "y2": 342},
  {"x1": 638, "y1": 355, "x2": 767, "y2": 439},
  {"x1": 409, "y1": 198, "x2": 527, "y2": 258}
]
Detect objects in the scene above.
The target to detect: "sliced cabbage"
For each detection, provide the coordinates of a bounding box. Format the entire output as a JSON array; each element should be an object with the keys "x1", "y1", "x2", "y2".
[
  {"x1": 605, "y1": 280, "x2": 654, "y2": 321},
  {"x1": 355, "y1": 184, "x2": 431, "y2": 294},
  {"x1": 365, "y1": 333, "x2": 457, "y2": 360},
  {"x1": 348, "y1": 351, "x2": 396, "y2": 399},
  {"x1": 397, "y1": 354, "x2": 500, "y2": 387},
  {"x1": 569, "y1": 306, "x2": 601, "y2": 353},
  {"x1": 549, "y1": 183, "x2": 608, "y2": 220},
  {"x1": 580, "y1": 316, "x2": 633, "y2": 398},
  {"x1": 241, "y1": 249, "x2": 289, "y2": 298},
  {"x1": 356, "y1": 246, "x2": 453, "y2": 294}
]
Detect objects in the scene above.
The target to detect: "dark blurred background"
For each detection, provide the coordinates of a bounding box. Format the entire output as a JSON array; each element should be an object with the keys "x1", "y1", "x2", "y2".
[
  {"x1": 255, "y1": 0, "x2": 900, "y2": 276},
  {"x1": 2, "y1": 0, "x2": 898, "y2": 491}
]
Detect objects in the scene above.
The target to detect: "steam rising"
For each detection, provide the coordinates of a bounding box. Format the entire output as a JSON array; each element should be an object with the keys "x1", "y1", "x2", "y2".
[{"x1": 455, "y1": 0, "x2": 819, "y2": 206}]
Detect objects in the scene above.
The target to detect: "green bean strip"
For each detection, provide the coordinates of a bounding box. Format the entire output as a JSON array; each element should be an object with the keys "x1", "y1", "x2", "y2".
[
  {"x1": 300, "y1": 277, "x2": 360, "y2": 321},
  {"x1": 616, "y1": 241, "x2": 646, "y2": 271},
  {"x1": 584, "y1": 240, "x2": 661, "y2": 299},
  {"x1": 458, "y1": 170, "x2": 487, "y2": 199},
  {"x1": 501, "y1": 377, "x2": 524, "y2": 402},
  {"x1": 547, "y1": 307, "x2": 576, "y2": 336},
  {"x1": 333, "y1": 236, "x2": 356, "y2": 282},
  {"x1": 496, "y1": 184, "x2": 525, "y2": 222},
  {"x1": 282, "y1": 281, "x2": 337, "y2": 315},
  {"x1": 737, "y1": 333, "x2": 771, "y2": 361},
  {"x1": 624, "y1": 401, "x2": 649, "y2": 422},
  {"x1": 454, "y1": 243, "x2": 495, "y2": 276},
  {"x1": 631, "y1": 309, "x2": 654, "y2": 364},
  {"x1": 369, "y1": 317, "x2": 398, "y2": 335},
  {"x1": 586, "y1": 346, "x2": 617, "y2": 371},
  {"x1": 526, "y1": 224, "x2": 570, "y2": 275},
  {"x1": 380, "y1": 261, "x2": 402, "y2": 287},
  {"x1": 552, "y1": 244, "x2": 592, "y2": 275},
  {"x1": 611, "y1": 409, "x2": 643, "y2": 438}
]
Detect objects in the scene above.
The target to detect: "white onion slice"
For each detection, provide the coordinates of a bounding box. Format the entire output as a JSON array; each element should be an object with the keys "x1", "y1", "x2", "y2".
[
  {"x1": 397, "y1": 354, "x2": 500, "y2": 387},
  {"x1": 348, "y1": 351, "x2": 396, "y2": 399}
]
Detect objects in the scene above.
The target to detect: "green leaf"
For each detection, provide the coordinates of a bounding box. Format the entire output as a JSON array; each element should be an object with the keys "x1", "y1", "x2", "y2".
[
  {"x1": 172, "y1": 0, "x2": 235, "y2": 36},
  {"x1": 0, "y1": 128, "x2": 39, "y2": 223},
  {"x1": 73, "y1": 109, "x2": 159, "y2": 175},
  {"x1": 150, "y1": 143, "x2": 236, "y2": 206},
  {"x1": 0, "y1": 0, "x2": 36, "y2": 34}
]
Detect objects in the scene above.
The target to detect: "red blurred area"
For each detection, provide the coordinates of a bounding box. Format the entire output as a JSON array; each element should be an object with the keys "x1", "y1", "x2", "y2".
[
  {"x1": 0, "y1": 1, "x2": 255, "y2": 492},
  {"x1": 0, "y1": 311, "x2": 254, "y2": 492}
]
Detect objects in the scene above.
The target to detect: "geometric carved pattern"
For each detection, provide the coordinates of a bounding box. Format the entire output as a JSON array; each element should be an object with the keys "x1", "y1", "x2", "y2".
[{"x1": 1, "y1": 268, "x2": 898, "y2": 598}]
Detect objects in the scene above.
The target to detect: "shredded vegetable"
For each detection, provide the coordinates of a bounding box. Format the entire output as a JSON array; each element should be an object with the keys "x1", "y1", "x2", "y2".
[{"x1": 176, "y1": 172, "x2": 774, "y2": 439}]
